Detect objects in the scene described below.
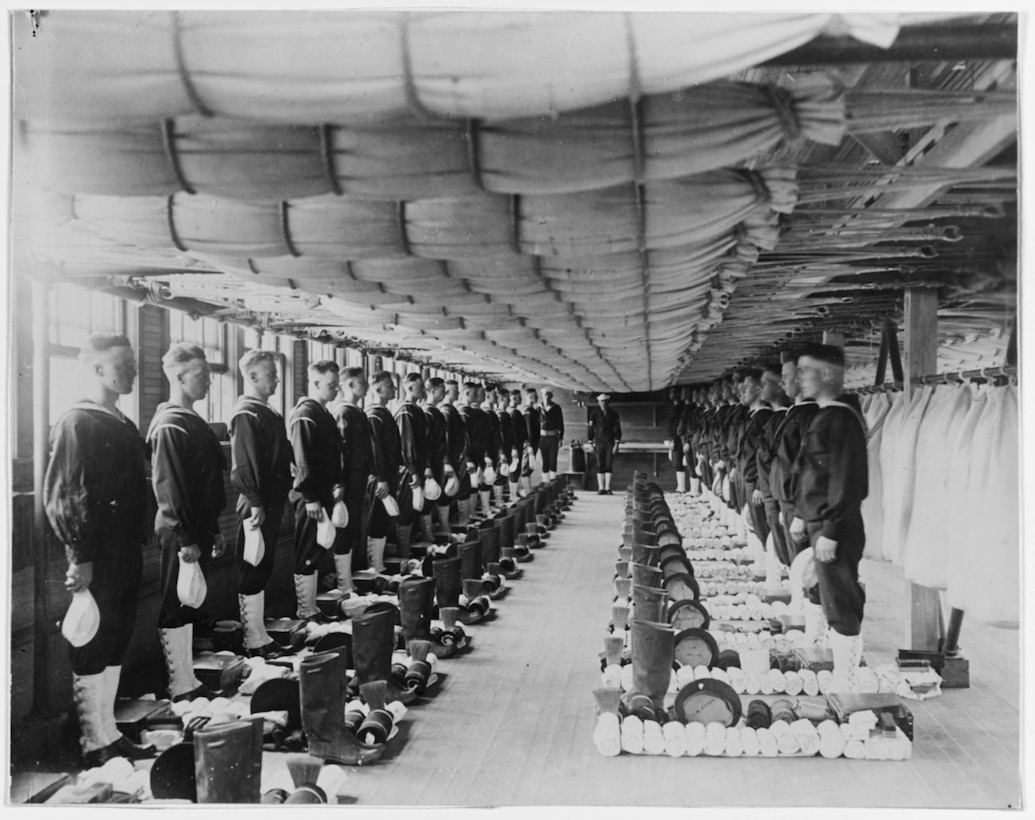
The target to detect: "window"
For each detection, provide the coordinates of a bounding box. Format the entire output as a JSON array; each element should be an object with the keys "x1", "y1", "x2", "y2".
[
  {"x1": 48, "y1": 282, "x2": 135, "y2": 425},
  {"x1": 168, "y1": 312, "x2": 228, "y2": 370}
]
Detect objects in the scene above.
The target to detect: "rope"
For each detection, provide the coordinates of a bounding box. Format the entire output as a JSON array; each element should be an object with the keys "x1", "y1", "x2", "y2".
[
  {"x1": 399, "y1": 13, "x2": 434, "y2": 121},
  {"x1": 280, "y1": 201, "x2": 301, "y2": 257},
  {"x1": 166, "y1": 195, "x2": 188, "y2": 252},
  {"x1": 398, "y1": 201, "x2": 411, "y2": 255},
  {"x1": 160, "y1": 119, "x2": 196, "y2": 194},
  {"x1": 320, "y1": 124, "x2": 344, "y2": 196},
  {"x1": 170, "y1": 11, "x2": 213, "y2": 117},
  {"x1": 465, "y1": 119, "x2": 485, "y2": 191}
]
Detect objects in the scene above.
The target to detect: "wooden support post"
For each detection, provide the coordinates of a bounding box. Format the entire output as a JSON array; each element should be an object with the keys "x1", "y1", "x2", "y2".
[
  {"x1": 904, "y1": 288, "x2": 943, "y2": 650},
  {"x1": 31, "y1": 278, "x2": 53, "y2": 717}
]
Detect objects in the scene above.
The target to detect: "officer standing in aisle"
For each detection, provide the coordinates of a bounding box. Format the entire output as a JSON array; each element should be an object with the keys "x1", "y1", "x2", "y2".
[
  {"x1": 525, "y1": 387, "x2": 543, "y2": 482},
  {"x1": 789, "y1": 343, "x2": 869, "y2": 692},
  {"x1": 288, "y1": 360, "x2": 344, "y2": 620},
  {"x1": 587, "y1": 393, "x2": 622, "y2": 495},
  {"x1": 230, "y1": 349, "x2": 294, "y2": 660},
  {"x1": 45, "y1": 333, "x2": 157, "y2": 766},
  {"x1": 148, "y1": 343, "x2": 227, "y2": 702}
]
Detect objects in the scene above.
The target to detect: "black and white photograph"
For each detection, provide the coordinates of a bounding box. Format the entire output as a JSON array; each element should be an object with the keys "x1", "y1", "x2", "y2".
[{"x1": 3, "y1": 5, "x2": 1025, "y2": 812}]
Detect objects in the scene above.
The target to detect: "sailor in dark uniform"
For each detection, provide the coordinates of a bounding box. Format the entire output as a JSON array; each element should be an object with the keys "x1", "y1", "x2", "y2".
[
  {"x1": 754, "y1": 364, "x2": 792, "y2": 569},
  {"x1": 667, "y1": 387, "x2": 686, "y2": 493},
  {"x1": 423, "y1": 376, "x2": 452, "y2": 538},
  {"x1": 441, "y1": 379, "x2": 469, "y2": 525},
  {"x1": 149, "y1": 342, "x2": 227, "y2": 701},
  {"x1": 44, "y1": 333, "x2": 156, "y2": 766},
  {"x1": 771, "y1": 352, "x2": 820, "y2": 561},
  {"x1": 230, "y1": 349, "x2": 294, "y2": 659},
  {"x1": 288, "y1": 360, "x2": 343, "y2": 619},
  {"x1": 525, "y1": 387, "x2": 544, "y2": 481},
  {"x1": 734, "y1": 369, "x2": 774, "y2": 569},
  {"x1": 789, "y1": 343, "x2": 869, "y2": 692},
  {"x1": 490, "y1": 385, "x2": 516, "y2": 506},
  {"x1": 507, "y1": 388, "x2": 528, "y2": 500},
  {"x1": 459, "y1": 382, "x2": 493, "y2": 520},
  {"x1": 395, "y1": 372, "x2": 431, "y2": 554},
  {"x1": 481, "y1": 384, "x2": 504, "y2": 513},
  {"x1": 366, "y1": 370, "x2": 404, "y2": 573},
  {"x1": 332, "y1": 366, "x2": 377, "y2": 586},
  {"x1": 587, "y1": 393, "x2": 622, "y2": 495}
]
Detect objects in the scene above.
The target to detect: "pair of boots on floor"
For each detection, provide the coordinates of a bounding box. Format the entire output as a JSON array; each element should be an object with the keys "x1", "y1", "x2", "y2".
[{"x1": 73, "y1": 666, "x2": 157, "y2": 767}]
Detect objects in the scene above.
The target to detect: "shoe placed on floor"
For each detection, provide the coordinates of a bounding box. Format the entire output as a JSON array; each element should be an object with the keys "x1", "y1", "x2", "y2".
[
  {"x1": 111, "y1": 734, "x2": 158, "y2": 760},
  {"x1": 248, "y1": 640, "x2": 290, "y2": 660},
  {"x1": 598, "y1": 489, "x2": 606, "y2": 495},
  {"x1": 82, "y1": 735, "x2": 158, "y2": 768},
  {"x1": 172, "y1": 683, "x2": 224, "y2": 703}
]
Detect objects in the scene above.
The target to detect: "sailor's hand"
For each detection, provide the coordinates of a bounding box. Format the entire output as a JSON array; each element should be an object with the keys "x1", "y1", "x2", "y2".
[
  {"x1": 375, "y1": 481, "x2": 390, "y2": 500},
  {"x1": 65, "y1": 561, "x2": 93, "y2": 593},
  {"x1": 305, "y1": 501, "x2": 323, "y2": 521},
  {"x1": 179, "y1": 544, "x2": 202, "y2": 563},
  {"x1": 332, "y1": 484, "x2": 345, "y2": 502},
  {"x1": 211, "y1": 532, "x2": 227, "y2": 558},
  {"x1": 815, "y1": 536, "x2": 838, "y2": 563},
  {"x1": 752, "y1": 489, "x2": 764, "y2": 506},
  {"x1": 250, "y1": 506, "x2": 266, "y2": 528},
  {"x1": 790, "y1": 517, "x2": 808, "y2": 544}
]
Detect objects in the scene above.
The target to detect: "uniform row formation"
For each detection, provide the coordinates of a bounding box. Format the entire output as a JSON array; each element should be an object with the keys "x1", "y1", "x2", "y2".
[{"x1": 589, "y1": 475, "x2": 913, "y2": 760}]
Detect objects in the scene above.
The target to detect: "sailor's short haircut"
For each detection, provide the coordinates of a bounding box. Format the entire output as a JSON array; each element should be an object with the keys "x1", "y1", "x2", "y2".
[
  {"x1": 80, "y1": 332, "x2": 132, "y2": 364},
  {"x1": 343, "y1": 366, "x2": 366, "y2": 381},
  {"x1": 427, "y1": 377, "x2": 445, "y2": 390},
  {"x1": 238, "y1": 348, "x2": 276, "y2": 377},
  {"x1": 370, "y1": 370, "x2": 394, "y2": 387},
  {"x1": 797, "y1": 343, "x2": 845, "y2": 368},
  {"x1": 309, "y1": 360, "x2": 339, "y2": 377},
  {"x1": 162, "y1": 342, "x2": 206, "y2": 372}
]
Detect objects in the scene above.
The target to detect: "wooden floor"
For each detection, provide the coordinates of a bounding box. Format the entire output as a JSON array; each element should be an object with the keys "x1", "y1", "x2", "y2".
[{"x1": 331, "y1": 490, "x2": 1021, "y2": 809}]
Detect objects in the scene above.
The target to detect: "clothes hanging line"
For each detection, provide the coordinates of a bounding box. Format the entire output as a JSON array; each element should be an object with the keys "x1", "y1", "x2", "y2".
[{"x1": 848, "y1": 364, "x2": 1017, "y2": 394}]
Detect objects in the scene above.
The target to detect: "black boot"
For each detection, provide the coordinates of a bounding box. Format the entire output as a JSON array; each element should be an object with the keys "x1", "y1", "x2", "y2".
[
  {"x1": 298, "y1": 649, "x2": 384, "y2": 766},
  {"x1": 399, "y1": 576, "x2": 435, "y2": 646},
  {"x1": 193, "y1": 717, "x2": 264, "y2": 803},
  {"x1": 352, "y1": 609, "x2": 417, "y2": 705}
]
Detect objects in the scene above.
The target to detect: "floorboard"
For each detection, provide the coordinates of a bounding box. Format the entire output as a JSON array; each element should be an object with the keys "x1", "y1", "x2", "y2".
[{"x1": 328, "y1": 490, "x2": 1021, "y2": 808}]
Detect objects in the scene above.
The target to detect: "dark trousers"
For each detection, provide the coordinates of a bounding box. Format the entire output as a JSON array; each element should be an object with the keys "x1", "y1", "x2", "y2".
[
  {"x1": 807, "y1": 517, "x2": 866, "y2": 636},
  {"x1": 540, "y1": 435, "x2": 559, "y2": 473},
  {"x1": 764, "y1": 498, "x2": 792, "y2": 566},
  {"x1": 743, "y1": 481, "x2": 770, "y2": 547},
  {"x1": 293, "y1": 496, "x2": 331, "y2": 576},
  {"x1": 70, "y1": 537, "x2": 143, "y2": 675},
  {"x1": 779, "y1": 501, "x2": 810, "y2": 562},
  {"x1": 595, "y1": 442, "x2": 615, "y2": 473},
  {"x1": 235, "y1": 499, "x2": 286, "y2": 596},
  {"x1": 335, "y1": 473, "x2": 373, "y2": 556},
  {"x1": 671, "y1": 436, "x2": 684, "y2": 475},
  {"x1": 157, "y1": 535, "x2": 213, "y2": 629}
]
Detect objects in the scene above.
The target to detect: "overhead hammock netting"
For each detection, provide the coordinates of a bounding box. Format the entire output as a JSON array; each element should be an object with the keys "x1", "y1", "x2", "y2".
[{"x1": 13, "y1": 10, "x2": 981, "y2": 390}]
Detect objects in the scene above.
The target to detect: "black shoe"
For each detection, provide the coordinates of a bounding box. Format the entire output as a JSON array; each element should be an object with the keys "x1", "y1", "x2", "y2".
[
  {"x1": 597, "y1": 489, "x2": 606, "y2": 495},
  {"x1": 606, "y1": 489, "x2": 614, "y2": 495},
  {"x1": 172, "y1": 683, "x2": 223, "y2": 703},
  {"x1": 248, "y1": 640, "x2": 290, "y2": 660},
  {"x1": 111, "y1": 734, "x2": 158, "y2": 760}
]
